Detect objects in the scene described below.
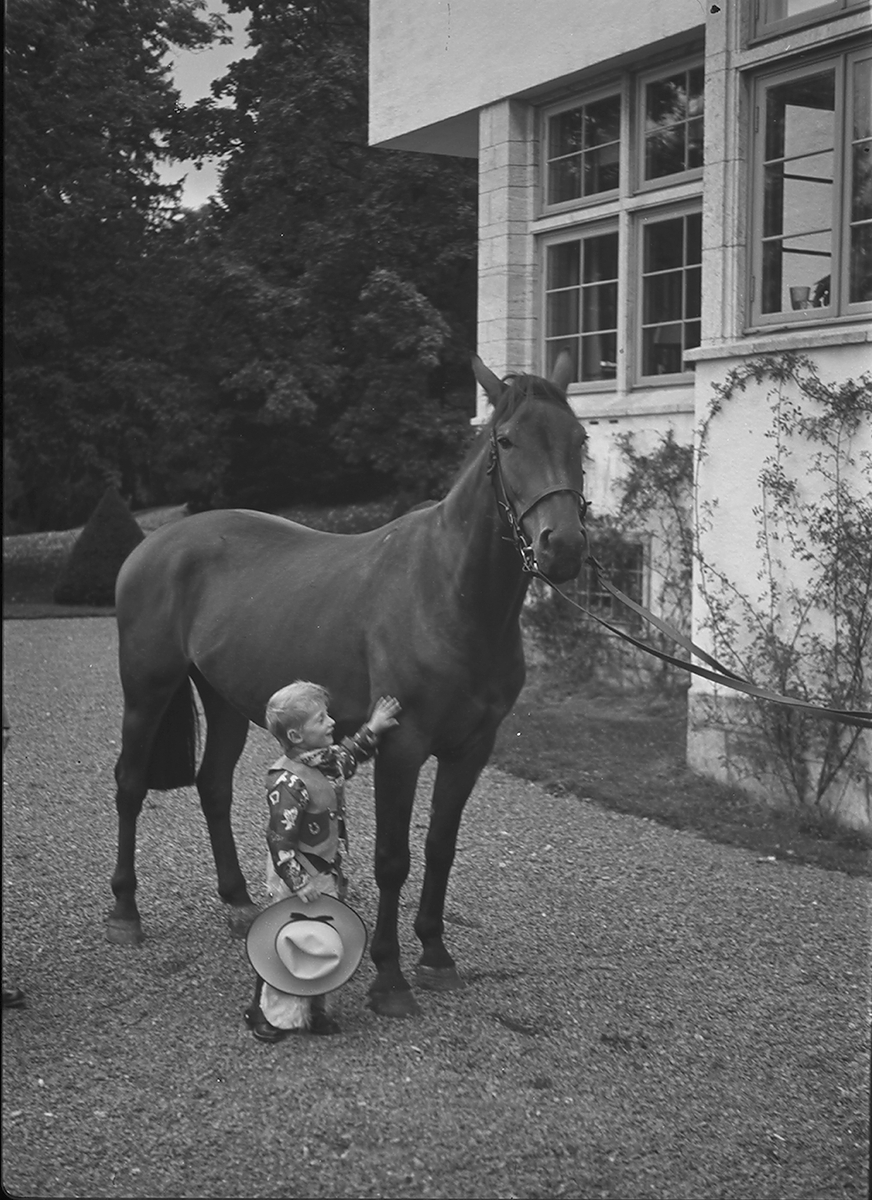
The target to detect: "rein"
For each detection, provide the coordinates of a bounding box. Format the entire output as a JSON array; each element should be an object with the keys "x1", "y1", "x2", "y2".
[{"x1": 488, "y1": 427, "x2": 872, "y2": 731}]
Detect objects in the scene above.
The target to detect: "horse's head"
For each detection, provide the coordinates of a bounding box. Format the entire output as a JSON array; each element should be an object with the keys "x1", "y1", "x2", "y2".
[{"x1": 473, "y1": 353, "x2": 588, "y2": 584}]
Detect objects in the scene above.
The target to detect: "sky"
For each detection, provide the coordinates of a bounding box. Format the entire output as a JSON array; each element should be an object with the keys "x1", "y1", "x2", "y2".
[{"x1": 160, "y1": 3, "x2": 254, "y2": 208}]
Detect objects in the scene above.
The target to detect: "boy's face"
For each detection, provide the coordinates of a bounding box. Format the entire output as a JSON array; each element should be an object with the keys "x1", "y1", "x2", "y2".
[{"x1": 291, "y1": 703, "x2": 335, "y2": 752}]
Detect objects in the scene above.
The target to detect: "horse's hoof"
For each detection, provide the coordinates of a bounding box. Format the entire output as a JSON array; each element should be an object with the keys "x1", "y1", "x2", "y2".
[
  {"x1": 366, "y1": 988, "x2": 421, "y2": 1019},
  {"x1": 226, "y1": 903, "x2": 261, "y2": 939},
  {"x1": 414, "y1": 964, "x2": 466, "y2": 992},
  {"x1": 106, "y1": 916, "x2": 145, "y2": 946}
]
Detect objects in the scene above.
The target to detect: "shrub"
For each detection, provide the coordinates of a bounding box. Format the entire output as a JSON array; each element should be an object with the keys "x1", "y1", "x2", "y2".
[{"x1": 53, "y1": 486, "x2": 144, "y2": 606}]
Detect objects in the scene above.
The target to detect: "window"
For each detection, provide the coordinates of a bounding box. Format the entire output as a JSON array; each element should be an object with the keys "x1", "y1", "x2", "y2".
[
  {"x1": 751, "y1": 48, "x2": 872, "y2": 325},
  {"x1": 545, "y1": 92, "x2": 621, "y2": 206},
  {"x1": 544, "y1": 229, "x2": 619, "y2": 382},
  {"x1": 752, "y1": 0, "x2": 867, "y2": 42},
  {"x1": 540, "y1": 57, "x2": 703, "y2": 388},
  {"x1": 560, "y1": 539, "x2": 646, "y2": 631},
  {"x1": 640, "y1": 210, "x2": 702, "y2": 379},
  {"x1": 641, "y1": 65, "x2": 704, "y2": 183}
]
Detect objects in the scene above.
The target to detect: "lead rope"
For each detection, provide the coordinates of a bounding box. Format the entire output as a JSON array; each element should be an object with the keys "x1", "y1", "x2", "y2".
[
  {"x1": 487, "y1": 428, "x2": 871, "y2": 729},
  {"x1": 528, "y1": 561, "x2": 872, "y2": 731}
]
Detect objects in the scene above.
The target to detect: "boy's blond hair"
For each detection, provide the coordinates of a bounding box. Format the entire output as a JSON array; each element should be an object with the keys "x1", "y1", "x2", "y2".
[{"x1": 265, "y1": 681, "x2": 331, "y2": 751}]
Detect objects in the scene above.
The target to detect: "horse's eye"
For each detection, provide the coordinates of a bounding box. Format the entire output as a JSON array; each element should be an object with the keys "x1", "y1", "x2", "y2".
[{"x1": 497, "y1": 435, "x2": 513, "y2": 449}]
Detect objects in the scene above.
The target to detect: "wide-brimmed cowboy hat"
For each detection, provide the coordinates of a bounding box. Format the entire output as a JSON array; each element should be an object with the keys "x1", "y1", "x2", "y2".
[{"x1": 246, "y1": 895, "x2": 368, "y2": 996}]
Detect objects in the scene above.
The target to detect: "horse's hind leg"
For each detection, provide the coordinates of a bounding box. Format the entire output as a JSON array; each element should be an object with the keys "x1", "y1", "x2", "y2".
[
  {"x1": 109, "y1": 683, "x2": 185, "y2": 946},
  {"x1": 192, "y1": 671, "x2": 259, "y2": 938},
  {"x1": 414, "y1": 740, "x2": 495, "y2": 991}
]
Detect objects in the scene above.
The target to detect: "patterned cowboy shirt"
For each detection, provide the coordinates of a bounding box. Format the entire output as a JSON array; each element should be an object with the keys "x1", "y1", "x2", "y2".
[{"x1": 265, "y1": 725, "x2": 379, "y2": 894}]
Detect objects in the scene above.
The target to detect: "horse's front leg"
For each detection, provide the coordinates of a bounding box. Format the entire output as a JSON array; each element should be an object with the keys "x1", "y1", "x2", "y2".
[
  {"x1": 368, "y1": 744, "x2": 426, "y2": 1018},
  {"x1": 414, "y1": 736, "x2": 496, "y2": 991}
]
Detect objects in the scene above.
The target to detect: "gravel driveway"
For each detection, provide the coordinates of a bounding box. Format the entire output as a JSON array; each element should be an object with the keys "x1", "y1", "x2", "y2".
[{"x1": 2, "y1": 618, "x2": 869, "y2": 1200}]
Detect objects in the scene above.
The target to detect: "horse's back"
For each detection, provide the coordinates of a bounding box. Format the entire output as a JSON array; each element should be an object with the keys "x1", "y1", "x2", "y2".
[{"x1": 114, "y1": 507, "x2": 439, "y2": 720}]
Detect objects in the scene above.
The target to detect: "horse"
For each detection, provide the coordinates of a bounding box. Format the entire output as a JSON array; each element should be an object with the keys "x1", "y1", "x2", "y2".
[{"x1": 108, "y1": 354, "x2": 588, "y2": 1018}]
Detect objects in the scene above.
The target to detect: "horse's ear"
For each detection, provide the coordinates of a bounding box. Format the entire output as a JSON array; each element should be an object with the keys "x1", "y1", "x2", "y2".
[
  {"x1": 550, "y1": 350, "x2": 574, "y2": 395},
  {"x1": 471, "y1": 355, "x2": 505, "y2": 406}
]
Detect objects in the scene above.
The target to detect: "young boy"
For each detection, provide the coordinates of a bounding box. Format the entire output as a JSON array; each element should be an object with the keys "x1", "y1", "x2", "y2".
[{"x1": 244, "y1": 681, "x2": 401, "y2": 1043}]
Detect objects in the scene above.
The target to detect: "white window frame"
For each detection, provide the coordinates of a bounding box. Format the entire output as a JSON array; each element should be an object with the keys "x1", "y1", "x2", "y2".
[
  {"x1": 635, "y1": 202, "x2": 703, "y2": 386},
  {"x1": 748, "y1": 45, "x2": 872, "y2": 329},
  {"x1": 540, "y1": 221, "x2": 621, "y2": 392},
  {"x1": 750, "y1": 0, "x2": 869, "y2": 45},
  {"x1": 535, "y1": 53, "x2": 704, "y2": 391},
  {"x1": 635, "y1": 58, "x2": 705, "y2": 193},
  {"x1": 541, "y1": 84, "x2": 623, "y2": 214}
]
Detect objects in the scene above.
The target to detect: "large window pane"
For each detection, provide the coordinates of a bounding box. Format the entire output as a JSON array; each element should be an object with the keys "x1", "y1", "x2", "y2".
[
  {"x1": 581, "y1": 332, "x2": 617, "y2": 381},
  {"x1": 585, "y1": 95, "x2": 621, "y2": 146},
  {"x1": 644, "y1": 217, "x2": 684, "y2": 271},
  {"x1": 583, "y1": 231, "x2": 619, "y2": 281},
  {"x1": 549, "y1": 109, "x2": 583, "y2": 158},
  {"x1": 763, "y1": 0, "x2": 834, "y2": 22},
  {"x1": 849, "y1": 224, "x2": 872, "y2": 303},
  {"x1": 644, "y1": 65, "x2": 704, "y2": 180},
  {"x1": 761, "y1": 72, "x2": 835, "y2": 314},
  {"x1": 547, "y1": 242, "x2": 580, "y2": 289},
  {"x1": 546, "y1": 95, "x2": 620, "y2": 204},
  {"x1": 544, "y1": 231, "x2": 618, "y2": 383},
  {"x1": 765, "y1": 71, "x2": 835, "y2": 161},
  {"x1": 583, "y1": 282, "x2": 618, "y2": 330},
  {"x1": 849, "y1": 58, "x2": 872, "y2": 304},
  {"x1": 641, "y1": 212, "x2": 701, "y2": 377},
  {"x1": 547, "y1": 290, "x2": 579, "y2": 337}
]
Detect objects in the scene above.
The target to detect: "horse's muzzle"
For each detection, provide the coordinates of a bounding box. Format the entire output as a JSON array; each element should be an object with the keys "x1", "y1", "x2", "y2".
[{"x1": 534, "y1": 526, "x2": 587, "y2": 584}]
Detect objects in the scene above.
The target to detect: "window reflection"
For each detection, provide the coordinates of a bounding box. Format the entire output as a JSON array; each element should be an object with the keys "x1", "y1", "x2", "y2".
[
  {"x1": 763, "y1": 0, "x2": 833, "y2": 22},
  {"x1": 761, "y1": 0, "x2": 865, "y2": 27},
  {"x1": 850, "y1": 57, "x2": 872, "y2": 303},
  {"x1": 761, "y1": 71, "x2": 835, "y2": 314},
  {"x1": 644, "y1": 66, "x2": 704, "y2": 180},
  {"x1": 545, "y1": 231, "x2": 619, "y2": 382},
  {"x1": 547, "y1": 95, "x2": 621, "y2": 204}
]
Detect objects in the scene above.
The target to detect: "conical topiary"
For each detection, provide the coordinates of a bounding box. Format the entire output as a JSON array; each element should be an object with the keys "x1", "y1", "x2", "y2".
[{"x1": 53, "y1": 486, "x2": 145, "y2": 606}]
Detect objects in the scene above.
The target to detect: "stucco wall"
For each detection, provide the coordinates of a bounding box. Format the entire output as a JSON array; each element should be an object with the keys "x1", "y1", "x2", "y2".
[
  {"x1": 369, "y1": 0, "x2": 703, "y2": 153},
  {"x1": 688, "y1": 343, "x2": 872, "y2": 830}
]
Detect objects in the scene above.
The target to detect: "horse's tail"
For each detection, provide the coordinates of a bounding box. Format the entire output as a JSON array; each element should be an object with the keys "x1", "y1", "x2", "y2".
[{"x1": 146, "y1": 675, "x2": 200, "y2": 791}]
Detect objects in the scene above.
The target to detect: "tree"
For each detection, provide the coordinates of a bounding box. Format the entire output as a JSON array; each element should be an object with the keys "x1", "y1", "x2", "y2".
[
  {"x1": 53, "y1": 485, "x2": 145, "y2": 606},
  {"x1": 181, "y1": 0, "x2": 478, "y2": 508},
  {"x1": 4, "y1": 0, "x2": 225, "y2": 530}
]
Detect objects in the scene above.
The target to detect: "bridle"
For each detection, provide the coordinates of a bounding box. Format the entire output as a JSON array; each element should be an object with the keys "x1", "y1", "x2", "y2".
[{"x1": 486, "y1": 423, "x2": 588, "y2": 573}]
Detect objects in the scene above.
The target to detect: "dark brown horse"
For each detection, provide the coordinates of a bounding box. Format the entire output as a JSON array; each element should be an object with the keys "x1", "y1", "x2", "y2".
[{"x1": 109, "y1": 355, "x2": 587, "y2": 1017}]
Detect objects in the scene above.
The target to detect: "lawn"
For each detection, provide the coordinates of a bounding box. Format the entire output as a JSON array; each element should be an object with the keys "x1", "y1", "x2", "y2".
[{"x1": 4, "y1": 500, "x2": 869, "y2": 879}]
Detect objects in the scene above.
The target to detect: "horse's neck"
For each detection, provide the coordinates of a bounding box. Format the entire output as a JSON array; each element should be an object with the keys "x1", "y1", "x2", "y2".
[{"x1": 437, "y1": 454, "x2": 529, "y2": 632}]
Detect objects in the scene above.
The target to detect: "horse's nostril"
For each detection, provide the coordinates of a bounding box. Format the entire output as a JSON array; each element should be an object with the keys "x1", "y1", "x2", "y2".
[{"x1": 539, "y1": 528, "x2": 553, "y2": 548}]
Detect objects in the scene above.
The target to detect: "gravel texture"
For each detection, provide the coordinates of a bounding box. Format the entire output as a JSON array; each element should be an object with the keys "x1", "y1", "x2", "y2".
[{"x1": 2, "y1": 618, "x2": 870, "y2": 1200}]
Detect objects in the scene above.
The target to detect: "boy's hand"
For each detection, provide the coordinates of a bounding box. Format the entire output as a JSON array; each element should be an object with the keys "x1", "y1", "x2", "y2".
[
  {"x1": 295, "y1": 880, "x2": 320, "y2": 903},
  {"x1": 367, "y1": 695, "x2": 401, "y2": 737}
]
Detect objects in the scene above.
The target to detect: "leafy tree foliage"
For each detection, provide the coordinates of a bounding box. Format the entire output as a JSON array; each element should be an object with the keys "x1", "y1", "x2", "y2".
[
  {"x1": 4, "y1": 0, "x2": 224, "y2": 530},
  {"x1": 182, "y1": 0, "x2": 479, "y2": 508},
  {"x1": 5, "y1": 0, "x2": 479, "y2": 529}
]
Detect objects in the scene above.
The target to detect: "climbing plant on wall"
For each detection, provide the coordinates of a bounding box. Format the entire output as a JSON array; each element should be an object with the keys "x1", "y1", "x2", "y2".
[{"x1": 694, "y1": 353, "x2": 872, "y2": 818}]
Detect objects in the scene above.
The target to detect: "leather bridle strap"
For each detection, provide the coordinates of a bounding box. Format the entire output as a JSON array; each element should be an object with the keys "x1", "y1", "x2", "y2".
[
  {"x1": 487, "y1": 426, "x2": 588, "y2": 570},
  {"x1": 528, "y1": 561, "x2": 872, "y2": 730}
]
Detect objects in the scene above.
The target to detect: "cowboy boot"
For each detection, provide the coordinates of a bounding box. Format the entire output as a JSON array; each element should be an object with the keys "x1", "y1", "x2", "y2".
[{"x1": 243, "y1": 976, "x2": 290, "y2": 1044}]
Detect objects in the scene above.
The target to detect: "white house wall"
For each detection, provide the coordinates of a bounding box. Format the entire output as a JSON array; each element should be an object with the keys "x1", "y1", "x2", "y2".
[
  {"x1": 369, "y1": 0, "x2": 703, "y2": 154},
  {"x1": 369, "y1": 1, "x2": 872, "y2": 828}
]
